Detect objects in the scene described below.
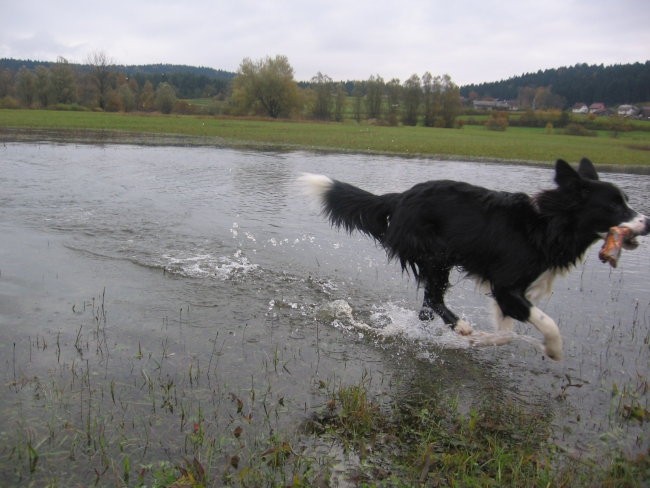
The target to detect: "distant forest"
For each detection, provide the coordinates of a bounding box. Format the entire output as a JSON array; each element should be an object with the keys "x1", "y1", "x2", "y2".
[
  {"x1": 2, "y1": 58, "x2": 649, "y2": 106},
  {"x1": 0, "y1": 58, "x2": 235, "y2": 99},
  {"x1": 461, "y1": 62, "x2": 650, "y2": 106},
  {"x1": 0, "y1": 58, "x2": 648, "y2": 118}
]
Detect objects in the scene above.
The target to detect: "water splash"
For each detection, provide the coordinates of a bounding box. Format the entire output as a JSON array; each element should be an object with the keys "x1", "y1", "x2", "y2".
[
  {"x1": 163, "y1": 249, "x2": 258, "y2": 279},
  {"x1": 317, "y1": 300, "x2": 546, "y2": 355},
  {"x1": 317, "y1": 300, "x2": 470, "y2": 349}
]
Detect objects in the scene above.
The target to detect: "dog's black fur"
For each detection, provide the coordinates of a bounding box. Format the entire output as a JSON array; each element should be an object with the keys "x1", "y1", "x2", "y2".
[{"x1": 302, "y1": 159, "x2": 649, "y2": 360}]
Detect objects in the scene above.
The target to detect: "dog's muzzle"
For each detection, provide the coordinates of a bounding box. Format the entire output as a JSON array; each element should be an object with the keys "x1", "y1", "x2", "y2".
[
  {"x1": 623, "y1": 213, "x2": 650, "y2": 236},
  {"x1": 640, "y1": 214, "x2": 650, "y2": 236}
]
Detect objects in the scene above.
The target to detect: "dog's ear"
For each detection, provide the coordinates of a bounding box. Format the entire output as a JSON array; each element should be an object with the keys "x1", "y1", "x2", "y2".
[
  {"x1": 577, "y1": 158, "x2": 599, "y2": 180},
  {"x1": 554, "y1": 159, "x2": 582, "y2": 190}
]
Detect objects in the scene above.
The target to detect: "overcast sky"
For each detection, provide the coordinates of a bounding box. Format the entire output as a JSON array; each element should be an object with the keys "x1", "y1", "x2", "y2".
[{"x1": 1, "y1": 0, "x2": 648, "y2": 85}]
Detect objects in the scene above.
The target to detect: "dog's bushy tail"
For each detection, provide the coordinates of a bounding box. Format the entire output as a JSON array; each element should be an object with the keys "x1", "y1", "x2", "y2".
[{"x1": 299, "y1": 173, "x2": 399, "y2": 242}]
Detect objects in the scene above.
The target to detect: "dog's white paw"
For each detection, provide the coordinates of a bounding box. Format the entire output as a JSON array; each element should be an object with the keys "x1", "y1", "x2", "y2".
[
  {"x1": 544, "y1": 334, "x2": 563, "y2": 360},
  {"x1": 468, "y1": 330, "x2": 514, "y2": 346},
  {"x1": 454, "y1": 319, "x2": 473, "y2": 336}
]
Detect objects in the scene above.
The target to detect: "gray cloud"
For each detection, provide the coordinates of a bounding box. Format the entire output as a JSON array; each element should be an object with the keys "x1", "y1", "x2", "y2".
[{"x1": 1, "y1": 0, "x2": 648, "y2": 84}]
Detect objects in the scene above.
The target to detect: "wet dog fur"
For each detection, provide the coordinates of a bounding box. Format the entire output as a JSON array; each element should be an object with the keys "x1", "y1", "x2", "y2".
[{"x1": 300, "y1": 159, "x2": 649, "y2": 360}]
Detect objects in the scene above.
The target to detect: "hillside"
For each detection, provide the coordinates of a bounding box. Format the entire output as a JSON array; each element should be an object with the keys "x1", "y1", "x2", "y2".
[
  {"x1": 0, "y1": 58, "x2": 235, "y2": 80},
  {"x1": 0, "y1": 58, "x2": 236, "y2": 99},
  {"x1": 460, "y1": 61, "x2": 650, "y2": 106}
]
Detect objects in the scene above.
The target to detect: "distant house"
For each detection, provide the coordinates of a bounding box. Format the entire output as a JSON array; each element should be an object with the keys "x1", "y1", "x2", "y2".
[
  {"x1": 506, "y1": 100, "x2": 519, "y2": 111},
  {"x1": 617, "y1": 104, "x2": 639, "y2": 117},
  {"x1": 473, "y1": 99, "x2": 516, "y2": 111},
  {"x1": 473, "y1": 100, "x2": 496, "y2": 110},
  {"x1": 589, "y1": 102, "x2": 606, "y2": 114},
  {"x1": 572, "y1": 103, "x2": 588, "y2": 114}
]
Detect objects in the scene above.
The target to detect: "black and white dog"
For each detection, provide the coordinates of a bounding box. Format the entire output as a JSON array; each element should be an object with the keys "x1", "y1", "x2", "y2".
[{"x1": 300, "y1": 159, "x2": 649, "y2": 360}]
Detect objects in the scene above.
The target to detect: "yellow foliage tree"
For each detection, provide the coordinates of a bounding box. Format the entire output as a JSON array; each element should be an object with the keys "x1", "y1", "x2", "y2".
[{"x1": 231, "y1": 55, "x2": 300, "y2": 118}]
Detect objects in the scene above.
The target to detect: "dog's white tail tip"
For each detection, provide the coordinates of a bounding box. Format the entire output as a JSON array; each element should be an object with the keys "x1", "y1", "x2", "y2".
[{"x1": 297, "y1": 173, "x2": 334, "y2": 199}]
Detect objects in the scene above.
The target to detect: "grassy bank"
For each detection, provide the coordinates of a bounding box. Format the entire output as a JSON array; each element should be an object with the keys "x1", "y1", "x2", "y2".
[{"x1": 1, "y1": 109, "x2": 650, "y2": 167}]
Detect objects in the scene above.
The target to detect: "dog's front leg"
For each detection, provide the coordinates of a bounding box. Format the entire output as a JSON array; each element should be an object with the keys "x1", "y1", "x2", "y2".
[
  {"x1": 527, "y1": 307, "x2": 563, "y2": 360},
  {"x1": 494, "y1": 290, "x2": 563, "y2": 360}
]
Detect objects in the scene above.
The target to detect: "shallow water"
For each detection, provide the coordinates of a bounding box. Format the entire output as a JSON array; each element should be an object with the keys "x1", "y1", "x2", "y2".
[{"x1": 0, "y1": 142, "x2": 648, "y2": 482}]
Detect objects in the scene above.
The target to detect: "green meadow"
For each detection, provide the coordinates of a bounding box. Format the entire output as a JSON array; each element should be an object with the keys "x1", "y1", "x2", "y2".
[{"x1": 1, "y1": 109, "x2": 650, "y2": 168}]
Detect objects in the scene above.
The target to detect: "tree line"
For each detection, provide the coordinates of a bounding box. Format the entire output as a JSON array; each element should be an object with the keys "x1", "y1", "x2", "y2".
[
  {"x1": 0, "y1": 54, "x2": 223, "y2": 113},
  {"x1": 1, "y1": 54, "x2": 647, "y2": 124},
  {"x1": 0, "y1": 54, "x2": 462, "y2": 126},
  {"x1": 229, "y1": 56, "x2": 460, "y2": 126},
  {"x1": 0, "y1": 57, "x2": 234, "y2": 99},
  {"x1": 461, "y1": 61, "x2": 650, "y2": 107}
]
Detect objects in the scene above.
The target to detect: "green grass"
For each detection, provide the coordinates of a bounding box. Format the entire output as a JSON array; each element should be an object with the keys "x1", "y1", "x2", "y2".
[
  {"x1": 2, "y1": 108, "x2": 650, "y2": 166},
  {"x1": 306, "y1": 378, "x2": 650, "y2": 487}
]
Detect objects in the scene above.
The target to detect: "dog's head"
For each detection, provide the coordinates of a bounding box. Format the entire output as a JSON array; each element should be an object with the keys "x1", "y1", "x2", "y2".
[{"x1": 554, "y1": 158, "x2": 649, "y2": 238}]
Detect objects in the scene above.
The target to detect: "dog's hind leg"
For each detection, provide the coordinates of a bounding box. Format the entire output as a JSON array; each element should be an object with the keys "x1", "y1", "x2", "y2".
[
  {"x1": 527, "y1": 306, "x2": 563, "y2": 360},
  {"x1": 418, "y1": 267, "x2": 473, "y2": 335}
]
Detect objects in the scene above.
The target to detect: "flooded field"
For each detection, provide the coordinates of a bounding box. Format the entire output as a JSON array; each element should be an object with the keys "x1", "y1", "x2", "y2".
[{"x1": 0, "y1": 142, "x2": 648, "y2": 485}]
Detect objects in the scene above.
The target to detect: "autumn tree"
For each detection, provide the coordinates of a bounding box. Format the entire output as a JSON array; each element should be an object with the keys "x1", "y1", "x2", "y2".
[
  {"x1": 517, "y1": 86, "x2": 536, "y2": 110},
  {"x1": 155, "y1": 82, "x2": 176, "y2": 114},
  {"x1": 50, "y1": 57, "x2": 77, "y2": 104},
  {"x1": 402, "y1": 74, "x2": 421, "y2": 126},
  {"x1": 333, "y1": 83, "x2": 347, "y2": 122},
  {"x1": 351, "y1": 81, "x2": 364, "y2": 122},
  {"x1": 16, "y1": 67, "x2": 35, "y2": 106},
  {"x1": 0, "y1": 69, "x2": 12, "y2": 98},
  {"x1": 533, "y1": 86, "x2": 566, "y2": 110},
  {"x1": 365, "y1": 75, "x2": 384, "y2": 119},
  {"x1": 34, "y1": 66, "x2": 51, "y2": 107},
  {"x1": 385, "y1": 78, "x2": 401, "y2": 126},
  {"x1": 423, "y1": 73, "x2": 460, "y2": 128},
  {"x1": 122, "y1": 78, "x2": 138, "y2": 112},
  {"x1": 422, "y1": 72, "x2": 434, "y2": 127},
  {"x1": 438, "y1": 74, "x2": 461, "y2": 128},
  {"x1": 140, "y1": 80, "x2": 155, "y2": 111},
  {"x1": 86, "y1": 51, "x2": 115, "y2": 110},
  {"x1": 311, "y1": 71, "x2": 334, "y2": 120},
  {"x1": 231, "y1": 55, "x2": 300, "y2": 118}
]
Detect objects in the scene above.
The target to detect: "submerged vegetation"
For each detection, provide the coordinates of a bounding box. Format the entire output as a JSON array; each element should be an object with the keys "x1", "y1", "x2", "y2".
[
  {"x1": 311, "y1": 379, "x2": 650, "y2": 487},
  {"x1": 2, "y1": 289, "x2": 648, "y2": 487}
]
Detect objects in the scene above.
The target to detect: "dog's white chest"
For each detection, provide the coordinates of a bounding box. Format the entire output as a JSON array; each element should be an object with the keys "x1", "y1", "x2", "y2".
[{"x1": 525, "y1": 269, "x2": 561, "y2": 303}]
